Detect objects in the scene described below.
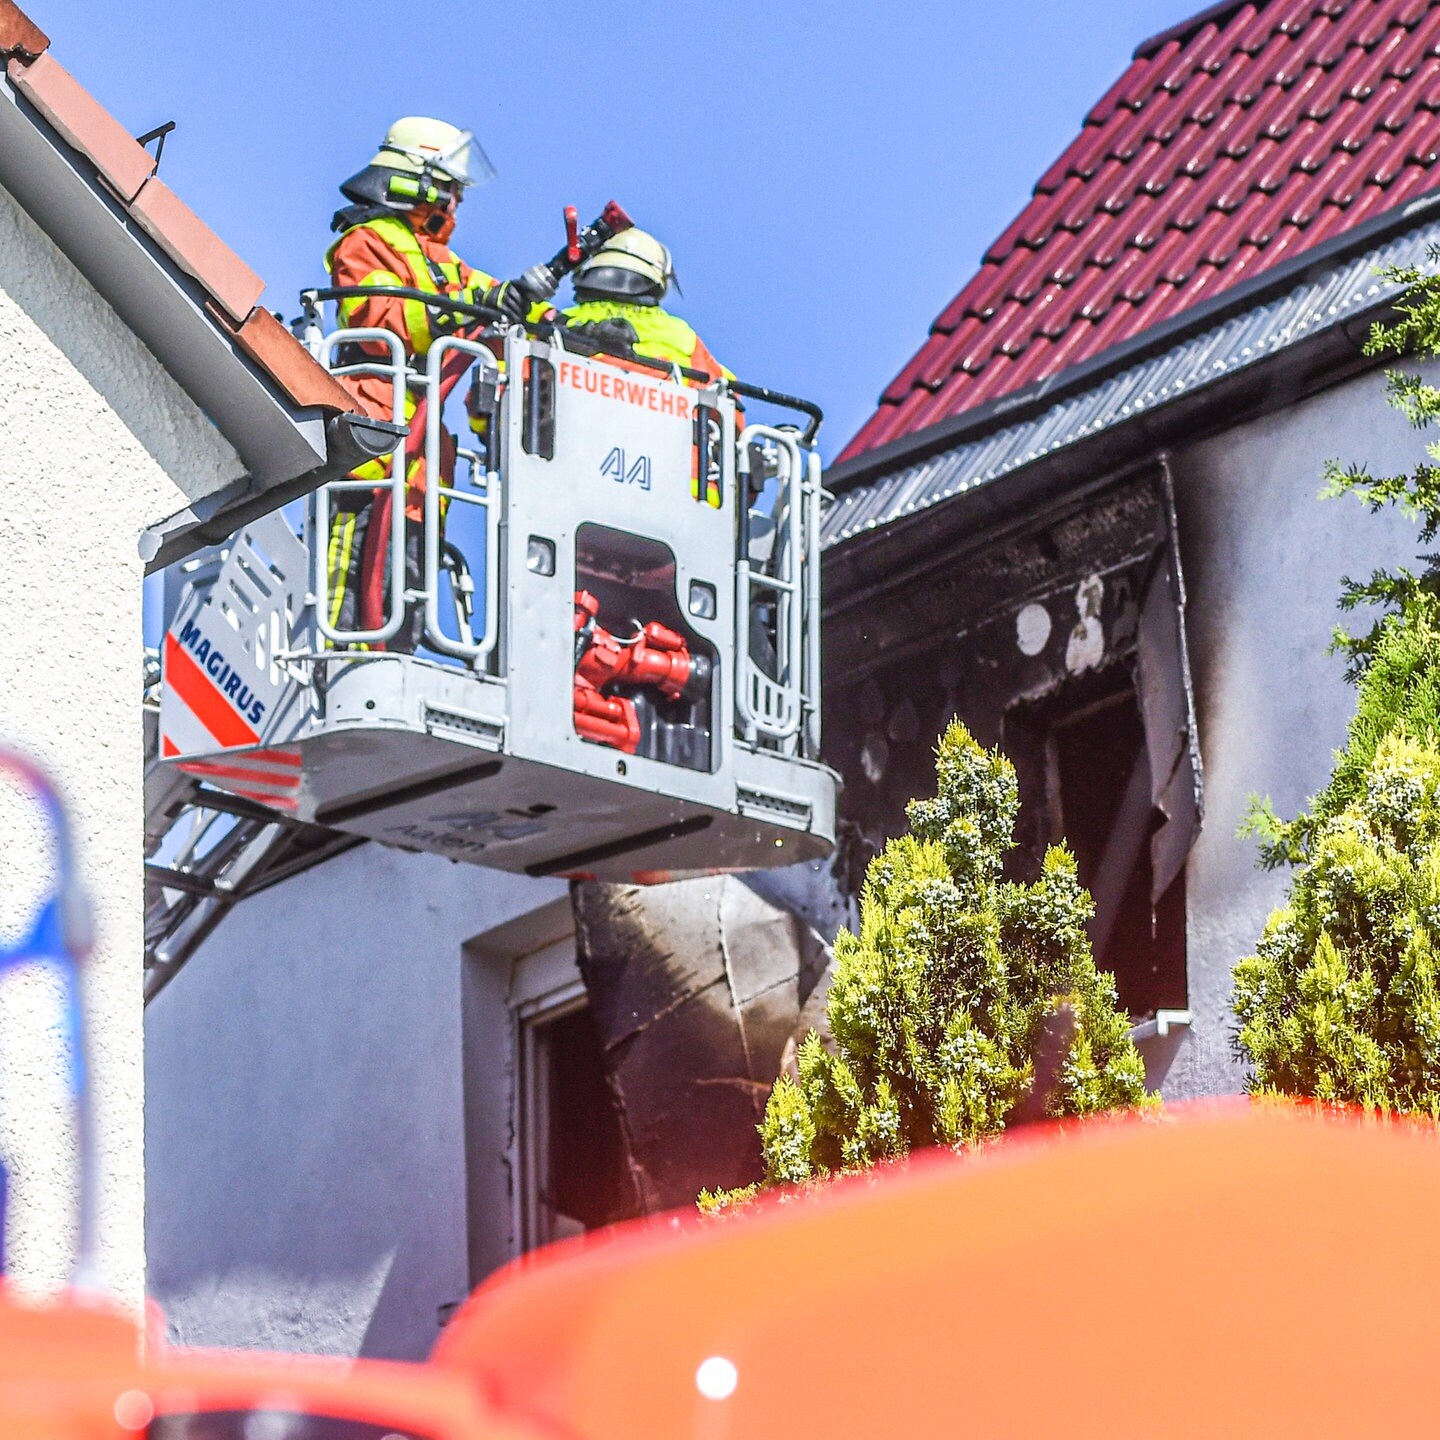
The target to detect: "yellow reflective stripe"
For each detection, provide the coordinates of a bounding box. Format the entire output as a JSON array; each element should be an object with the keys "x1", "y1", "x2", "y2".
[
  {"x1": 688, "y1": 473, "x2": 723, "y2": 508},
  {"x1": 349, "y1": 455, "x2": 390, "y2": 482},
  {"x1": 338, "y1": 268, "x2": 405, "y2": 323},
  {"x1": 326, "y1": 511, "x2": 357, "y2": 628},
  {"x1": 358, "y1": 216, "x2": 440, "y2": 290},
  {"x1": 331, "y1": 218, "x2": 497, "y2": 356},
  {"x1": 562, "y1": 301, "x2": 707, "y2": 370},
  {"x1": 338, "y1": 217, "x2": 442, "y2": 354},
  {"x1": 404, "y1": 296, "x2": 434, "y2": 356}
]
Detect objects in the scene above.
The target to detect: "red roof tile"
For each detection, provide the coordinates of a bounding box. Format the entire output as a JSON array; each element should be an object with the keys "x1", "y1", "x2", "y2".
[
  {"x1": 1, "y1": 5, "x2": 363, "y2": 421},
  {"x1": 129, "y1": 176, "x2": 265, "y2": 322},
  {"x1": 7, "y1": 52, "x2": 154, "y2": 203},
  {"x1": 0, "y1": 0, "x2": 45, "y2": 61},
  {"x1": 841, "y1": 0, "x2": 1440, "y2": 464}
]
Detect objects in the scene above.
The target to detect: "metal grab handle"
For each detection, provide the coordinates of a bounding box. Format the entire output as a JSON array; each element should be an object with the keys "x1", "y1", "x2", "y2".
[
  {"x1": 422, "y1": 335, "x2": 504, "y2": 667},
  {"x1": 727, "y1": 380, "x2": 823, "y2": 445},
  {"x1": 311, "y1": 327, "x2": 411, "y2": 647}
]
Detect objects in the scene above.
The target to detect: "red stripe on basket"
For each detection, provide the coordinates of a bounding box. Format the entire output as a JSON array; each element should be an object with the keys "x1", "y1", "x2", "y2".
[{"x1": 163, "y1": 635, "x2": 261, "y2": 750}]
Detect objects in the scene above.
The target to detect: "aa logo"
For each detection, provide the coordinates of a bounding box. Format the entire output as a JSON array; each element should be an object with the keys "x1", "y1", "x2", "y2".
[{"x1": 600, "y1": 447, "x2": 651, "y2": 490}]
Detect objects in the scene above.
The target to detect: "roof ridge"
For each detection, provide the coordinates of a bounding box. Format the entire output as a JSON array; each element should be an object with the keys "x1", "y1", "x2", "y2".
[{"x1": 1132, "y1": 0, "x2": 1267, "y2": 61}]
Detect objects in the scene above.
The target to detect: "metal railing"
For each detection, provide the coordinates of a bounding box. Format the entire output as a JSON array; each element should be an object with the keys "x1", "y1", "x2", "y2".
[
  {"x1": 421, "y1": 336, "x2": 503, "y2": 667},
  {"x1": 306, "y1": 327, "x2": 504, "y2": 669},
  {"x1": 735, "y1": 424, "x2": 819, "y2": 751},
  {"x1": 309, "y1": 326, "x2": 410, "y2": 648},
  {"x1": 302, "y1": 309, "x2": 824, "y2": 754}
]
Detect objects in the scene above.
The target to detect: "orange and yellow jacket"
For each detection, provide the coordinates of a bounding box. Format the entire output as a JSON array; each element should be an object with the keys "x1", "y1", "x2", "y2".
[{"x1": 326, "y1": 211, "x2": 496, "y2": 518}]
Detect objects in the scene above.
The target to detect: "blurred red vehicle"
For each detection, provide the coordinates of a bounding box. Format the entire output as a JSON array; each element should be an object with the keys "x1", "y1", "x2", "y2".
[
  {"x1": 142, "y1": 1339, "x2": 533, "y2": 1440},
  {"x1": 0, "y1": 1284, "x2": 536, "y2": 1440},
  {"x1": 1, "y1": 746, "x2": 535, "y2": 1440},
  {"x1": 433, "y1": 1102, "x2": 1440, "y2": 1439}
]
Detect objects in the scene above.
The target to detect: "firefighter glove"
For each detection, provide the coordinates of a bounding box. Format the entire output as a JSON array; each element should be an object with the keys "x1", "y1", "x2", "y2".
[
  {"x1": 486, "y1": 280, "x2": 528, "y2": 323},
  {"x1": 517, "y1": 263, "x2": 559, "y2": 301},
  {"x1": 572, "y1": 317, "x2": 639, "y2": 357}
]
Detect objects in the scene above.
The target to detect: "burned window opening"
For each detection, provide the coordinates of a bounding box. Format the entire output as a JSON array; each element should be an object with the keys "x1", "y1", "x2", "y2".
[
  {"x1": 1009, "y1": 674, "x2": 1187, "y2": 1020},
  {"x1": 825, "y1": 467, "x2": 1201, "y2": 1014}
]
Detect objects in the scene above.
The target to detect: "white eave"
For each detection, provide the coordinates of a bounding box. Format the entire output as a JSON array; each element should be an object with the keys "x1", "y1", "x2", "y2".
[{"x1": 0, "y1": 58, "x2": 389, "y2": 570}]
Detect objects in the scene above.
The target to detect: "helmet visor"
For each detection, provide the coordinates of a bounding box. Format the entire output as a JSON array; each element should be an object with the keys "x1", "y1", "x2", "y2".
[{"x1": 430, "y1": 129, "x2": 495, "y2": 188}]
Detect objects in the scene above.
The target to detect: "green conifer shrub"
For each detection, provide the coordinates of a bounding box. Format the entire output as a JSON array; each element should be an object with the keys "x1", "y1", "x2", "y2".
[
  {"x1": 1234, "y1": 253, "x2": 1440, "y2": 1109},
  {"x1": 1233, "y1": 731, "x2": 1440, "y2": 1110},
  {"x1": 701, "y1": 722, "x2": 1154, "y2": 1208}
]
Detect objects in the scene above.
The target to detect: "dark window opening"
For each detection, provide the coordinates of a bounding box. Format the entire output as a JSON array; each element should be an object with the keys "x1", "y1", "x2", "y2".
[
  {"x1": 1008, "y1": 671, "x2": 1186, "y2": 1021},
  {"x1": 522, "y1": 1002, "x2": 638, "y2": 1248}
]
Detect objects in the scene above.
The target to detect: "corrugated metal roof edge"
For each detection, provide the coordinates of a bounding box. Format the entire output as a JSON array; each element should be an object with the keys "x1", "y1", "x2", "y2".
[
  {"x1": 822, "y1": 208, "x2": 1440, "y2": 555},
  {"x1": 829, "y1": 185, "x2": 1440, "y2": 498}
]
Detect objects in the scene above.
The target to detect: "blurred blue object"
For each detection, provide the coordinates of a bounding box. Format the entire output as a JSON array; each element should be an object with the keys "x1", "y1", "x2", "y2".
[{"x1": 0, "y1": 752, "x2": 94, "y2": 1280}]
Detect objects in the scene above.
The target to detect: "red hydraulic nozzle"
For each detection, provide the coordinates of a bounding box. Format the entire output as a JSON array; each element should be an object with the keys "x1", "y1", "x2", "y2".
[
  {"x1": 601, "y1": 199, "x2": 633, "y2": 235},
  {"x1": 564, "y1": 205, "x2": 581, "y2": 264},
  {"x1": 572, "y1": 592, "x2": 702, "y2": 753}
]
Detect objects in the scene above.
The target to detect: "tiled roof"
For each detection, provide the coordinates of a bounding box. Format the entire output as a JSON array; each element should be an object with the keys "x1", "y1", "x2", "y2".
[
  {"x1": 822, "y1": 205, "x2": 1438, "y2": 547},
  {"x1": 0, "y1": 1, "x2": 360, "y2": 420},
  {"x1": 840, "y1": 0, "x2": 1440, "y2": 463}
]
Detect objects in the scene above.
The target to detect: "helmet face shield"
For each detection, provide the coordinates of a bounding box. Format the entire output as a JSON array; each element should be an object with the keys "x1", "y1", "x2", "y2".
[{"x1": 430, "y1": 129, "x2": 495, "y2": 189}]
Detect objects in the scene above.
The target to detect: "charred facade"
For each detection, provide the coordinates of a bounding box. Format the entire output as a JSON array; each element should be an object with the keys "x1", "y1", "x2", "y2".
[{"x1": 823, "y1": 464, "x2": 1201, "y2": 1021}]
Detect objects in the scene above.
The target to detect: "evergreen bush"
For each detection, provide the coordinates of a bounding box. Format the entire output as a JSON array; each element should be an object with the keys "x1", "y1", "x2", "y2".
[
  {"x1": 1234, "y1": 731, "x2": 1440, "y2": 1110},
  {"x1": 701, "y1": 722, "x2": 1153, "y2": 1209}
]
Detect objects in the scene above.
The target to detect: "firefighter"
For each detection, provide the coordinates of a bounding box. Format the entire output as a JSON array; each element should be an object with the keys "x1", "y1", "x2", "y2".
[
  {"x1": 563, "y1": 229, "x2": 732, "y2": 506},
  {"x1": 325, "y1": 116, "x2": 551, "y2": 650}
]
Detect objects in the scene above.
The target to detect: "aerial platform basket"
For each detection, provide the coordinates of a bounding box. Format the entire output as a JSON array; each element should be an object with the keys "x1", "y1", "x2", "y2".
[{"x1": 157, "y1": 317, "x2": 837, "y2": 883}]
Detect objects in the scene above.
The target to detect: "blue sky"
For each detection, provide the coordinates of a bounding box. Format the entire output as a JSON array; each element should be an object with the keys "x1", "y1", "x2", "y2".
[{"x1": 35, "y1": 0, "x2": 1190, "y2": 462}]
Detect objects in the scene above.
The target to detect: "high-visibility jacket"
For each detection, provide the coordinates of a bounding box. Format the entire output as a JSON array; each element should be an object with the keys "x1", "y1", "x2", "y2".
[
  {"x1": 564, "y1": 300, "x2": 733, "y2": 506},
  {"x1": 562, "y1": 300, "x2": 732, "y2": 383},
  {"x1": 327, "y1": 214, "x2": 498, "y2": 519}
]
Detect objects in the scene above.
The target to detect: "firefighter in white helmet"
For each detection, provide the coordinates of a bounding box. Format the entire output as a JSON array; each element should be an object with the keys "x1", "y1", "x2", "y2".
[
  {"x1": 563, "y1": 228, "x2": 731, "y2": 505},
  {"x1": 325, "y1": 116, "x2": 555, "y2": 647}
]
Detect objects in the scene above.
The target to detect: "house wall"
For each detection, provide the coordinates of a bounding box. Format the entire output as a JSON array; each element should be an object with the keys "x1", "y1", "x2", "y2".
[
  {"x1": 1157, "y1": 360, "x2": 1435, "y2": 1097},
  {"x1": 144, "y1": 841, "x2": 565, "y2": 1360},
  {"x1": 0, "y1": 181, "x2": 243, "y2": 1302}
]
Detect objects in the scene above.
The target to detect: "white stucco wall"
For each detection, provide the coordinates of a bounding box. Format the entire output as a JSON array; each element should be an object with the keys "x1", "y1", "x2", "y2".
[
  {"x1": 1154, "y1": 360, "x2": 1436, "y2": 1098},
  {"x1": 0, "y1": 179, "x2": 244, "y2": 1301},
  {"x1": 144, "y1": 842, "x2": 564, "y2": 1360}
]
